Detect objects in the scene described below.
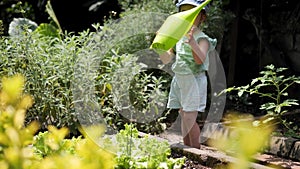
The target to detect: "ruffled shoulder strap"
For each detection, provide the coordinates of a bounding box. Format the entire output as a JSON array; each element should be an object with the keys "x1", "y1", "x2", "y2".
[{"x1": 195, "y1": 31, "x2": 217, "y2": 51}]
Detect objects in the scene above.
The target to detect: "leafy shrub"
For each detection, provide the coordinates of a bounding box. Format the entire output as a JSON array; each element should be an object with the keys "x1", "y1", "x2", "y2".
[
  {"x1": 0, "y1": 0, "x2": 230, "y2": 137},
  {"x1": 0, "y1": 20, "x2": 4, "y2": 35},
  {"x1": 114, "y1": 123, "x2": 185, "y2": 169},
  {"x1": 0, "y1": 18, "x2": 171, "y2": 135},
  {"x1": 221, "y1": 64, "x2": 300, "y2": 136},
  {"x1": 0, "y1": 74, "x2": 39, "y2": 169},
  {"x1": 0, "y1": 74, "x2": 116, "y2": 169},
  {"x1": 209, "y1": 113, "x2": 274, "y2": 169},
  {"x1": 0, "y1": 28, "x2": 99, "y2": 135},
  {"x1": 33, "y1": 126, "x2": 82, "y2": 158},
  {"x1": 92, "y1": 10, "x2": 173, "y2": 133},
  {"x1": 0, "y1": 75, "x2": 185, "y2": 168},
  {"x1": 117, "y1": 0, "x2": 176, "y2": 16},
  {"x1": 95, "y1": 50, "x2": 171, "y2": 133}
]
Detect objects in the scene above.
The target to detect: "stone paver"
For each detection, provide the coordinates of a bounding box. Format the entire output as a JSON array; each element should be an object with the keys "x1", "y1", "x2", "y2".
[
  {"x1": 139, "y1": 122, "x2": 300, "y2": 168},
  {"x1": 171, "y1": 143, "x2": 275, "y2": 169},
  {"x1": 289, "y1": 141, "x2": 300, "y2": 161},
  {"x1": 199, "y1": 123, "x2": 300, "y2": 161},
  {"x1": 255, "y1": 154, "x2": 300, "y2": 169},
  {"x1": 266, "y1": 136, "x2": 298, "y2": 158}
]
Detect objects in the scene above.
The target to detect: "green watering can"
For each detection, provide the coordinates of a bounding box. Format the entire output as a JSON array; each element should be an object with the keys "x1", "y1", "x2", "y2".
[{"x1": 150, "y1": 0, "x2": 212, "y2": 54}]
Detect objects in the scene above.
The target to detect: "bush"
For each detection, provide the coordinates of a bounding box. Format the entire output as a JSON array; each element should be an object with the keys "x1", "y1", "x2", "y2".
[
  {"x1": 0, "y1": 28, "x2": 98, "y2": 135},
  {"x1": 0, "y1": 75, "x2": 184, "y2": 168},
  {"x1": 221, "y1": 64, "x2": 300, "y2": 137},
  {"x1": 0, "y1": 74, "x2": 115, "y2": 169},
  {"x1": 0, "y1": 0, "x2": 230, "y2": 136},
  {"x1": 113, "y1": 124, "x2": 185, "y2": 169}
]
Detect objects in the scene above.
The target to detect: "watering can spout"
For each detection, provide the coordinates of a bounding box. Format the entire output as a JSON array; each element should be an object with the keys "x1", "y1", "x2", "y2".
[{"x1": 150, "y1": 0, "x2": 212, "y2": 55}]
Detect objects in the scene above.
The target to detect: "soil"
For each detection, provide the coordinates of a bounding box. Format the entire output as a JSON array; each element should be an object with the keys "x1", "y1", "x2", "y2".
[{"x1": 171, "y1": 151, "x2": 212, "y2": 169}]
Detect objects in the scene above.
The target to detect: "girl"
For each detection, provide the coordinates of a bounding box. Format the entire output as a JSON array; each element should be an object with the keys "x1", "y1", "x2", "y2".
[{"x1": 160, "y1": 0, "x2": 216, "y2": 148}]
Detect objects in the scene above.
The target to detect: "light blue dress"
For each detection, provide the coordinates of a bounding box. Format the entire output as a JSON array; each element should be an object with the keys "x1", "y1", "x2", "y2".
[{"x1": 167, "y1": 30, "x2": 217, "y2": 112}]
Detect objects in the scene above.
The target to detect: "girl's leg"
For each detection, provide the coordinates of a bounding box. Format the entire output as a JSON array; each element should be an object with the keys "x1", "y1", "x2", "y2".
[
  {"x1": 189, "y1": 120, "x2": 201, "y2": 148},
  {"x1": 180, "y1": 109, "x2": 200, "y2": 148},
  {"x1": 179, "y1": 109, "x2": 191, "y2": 146}
]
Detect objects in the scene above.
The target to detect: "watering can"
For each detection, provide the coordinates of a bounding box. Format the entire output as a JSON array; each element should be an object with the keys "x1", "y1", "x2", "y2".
[{"x1": 150, "y1": 0, "x2": 212, "y2": 55}]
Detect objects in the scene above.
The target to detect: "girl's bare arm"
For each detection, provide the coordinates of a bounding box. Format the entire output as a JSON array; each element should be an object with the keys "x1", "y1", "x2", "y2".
[
  {"x1": 186, "y1": 27, "x2": 209, "y2": 65},
  {"x1": 159, "y1": 48, "x2": 175, "y2": 64}
]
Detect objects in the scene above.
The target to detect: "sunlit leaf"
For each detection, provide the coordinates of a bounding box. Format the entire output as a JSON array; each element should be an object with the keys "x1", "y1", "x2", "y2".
[
  {"x1": 1, "y1": 74, "x2": 24, "y2": 105},
  {"x1": 250, "y1": 78, "x2": 258, "y2": 85},
  {"x1": 46, "y1": 0, "x2": 62, "y2": 32},
  {"x1": 34, "y1": 23, "x2": 60, "y2": 38},
  {"x1": 276, "y1": 67, "x2": 288, "y2": 72}
]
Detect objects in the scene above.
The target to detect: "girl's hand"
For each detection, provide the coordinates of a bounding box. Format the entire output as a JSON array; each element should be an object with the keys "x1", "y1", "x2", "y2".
[
  {"x1": 185, "y1": 26, "x2": 197, "y2": 46},
  {"x1": 184, "y1": 26, "x2": 209, "y2": 65}
]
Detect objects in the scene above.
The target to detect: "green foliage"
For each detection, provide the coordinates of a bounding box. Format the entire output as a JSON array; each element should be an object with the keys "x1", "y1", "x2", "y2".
[
  {"x1": 45, "y1": 0, "x2": 62, "y2": 34},
  {"x1": 0, "y1": 74, "x2": 39, "y2": 169},
  {"x1": 33, "y1": 127, "x2": 82, "y2": 158},
  {"x1": 203, "y1": 0, "x2": 235, "y2": 40},
  {"x1": 0, "y1": 17, "x2": 170, "y2": 135},
  {"x1": 0, "y1": 79, "x2": 182, "y2": 169},
  {"x1": 33, "y1": 23, "x2": 60, "y2": 38},
  {"x1": 221, "y1": 64, "x2": 300, "y2": 135},
  {"x1": 209, "y1": 113, "x2": 274, "y2": 169},
  {"x1": 0, "y1": 75, "x2": 116, "y2": 169},
  {"x1": 114, "y1": 124, "x2": 185, "y2": 169},
  {"x1": 0, "y1": 1, "x2": 37, "y2": 35},
  {"x1": 96, "y1": 50, "x2": 171, "y2": 133},
  {"x1": 94, "y1": 12, "x2": 172, "y2": 133},
  {"x1": 129, "y1": 71, "x2": 168, "y2": 114},
  {"x1": 0, "y1": 20, "x2": 4, "y2": 35},
  {"x1": 32, "y1": 123, "x2": 185, "y2": 169},
  {"x1": 117, "y1": 0, "x2": 177, "y2": 16},
  {"x1": 0, "y1": 28, "x2": 99, "y2": 134},
  {"x1": 5, "y1": 1, "x2": 34, "y2": 19}
]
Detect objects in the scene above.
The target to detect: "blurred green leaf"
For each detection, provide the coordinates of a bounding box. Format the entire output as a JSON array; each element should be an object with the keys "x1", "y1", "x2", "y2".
[{"x1": 46, "y1": 0, "x2": 62, "y2": 32}]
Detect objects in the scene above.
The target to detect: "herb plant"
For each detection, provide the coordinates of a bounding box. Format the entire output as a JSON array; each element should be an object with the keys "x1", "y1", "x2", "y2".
[
  {"x1": 222, "y1": 64, "x2": 300, "y2": 136},
  {"x1": 114, "y1": 123, "x2": 185, "y2": 169},
  {"x1": 0, "y1": 74, "x2": 116, "y2": 169}
]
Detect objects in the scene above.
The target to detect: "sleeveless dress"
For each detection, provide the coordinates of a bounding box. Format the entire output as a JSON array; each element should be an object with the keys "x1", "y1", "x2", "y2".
[{"x1": 167, "y1": 30, "x2": 217, "y2": 112}]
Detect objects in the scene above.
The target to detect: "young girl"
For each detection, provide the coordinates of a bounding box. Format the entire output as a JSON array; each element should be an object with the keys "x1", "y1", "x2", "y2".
[{"x1": 160, "y1": 0, "x2": 216, "y2": 148}]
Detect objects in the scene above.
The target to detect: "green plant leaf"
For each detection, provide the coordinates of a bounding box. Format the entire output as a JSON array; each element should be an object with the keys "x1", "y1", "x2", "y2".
[
  {"x1": 251, "y1": 78, "x2": 259, "y2": 85},
  {"x1": 260, "y1": 102, "x2": 276, "y2": 110},
  {"x1": 265, "y1": 64, "x2": 275, "y2": 70},
  {"x1": 295, "y1": 79, "x2": 300, "y2": 84},
  {"x1": 34, "y1": 23, "x2": 60, "y2": 38},
  {"x1": 46, "y1": 0, "x2": 62, "y2": 32},
  {"x1": 237, "y1": 90, "x2": 244, "y2": 97},
  {"x1": 281, "y1": 99, "x2": 299, "y2": 106},
  {"x1": 262, "y1": 117, "x2": 275, "y2": 124},
  {"x1": 275, "y1": 105, "x2": 281, "y2": 113},
  {"x1": 276, "y1": 67, "x2": 288, "y2": 72}
]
